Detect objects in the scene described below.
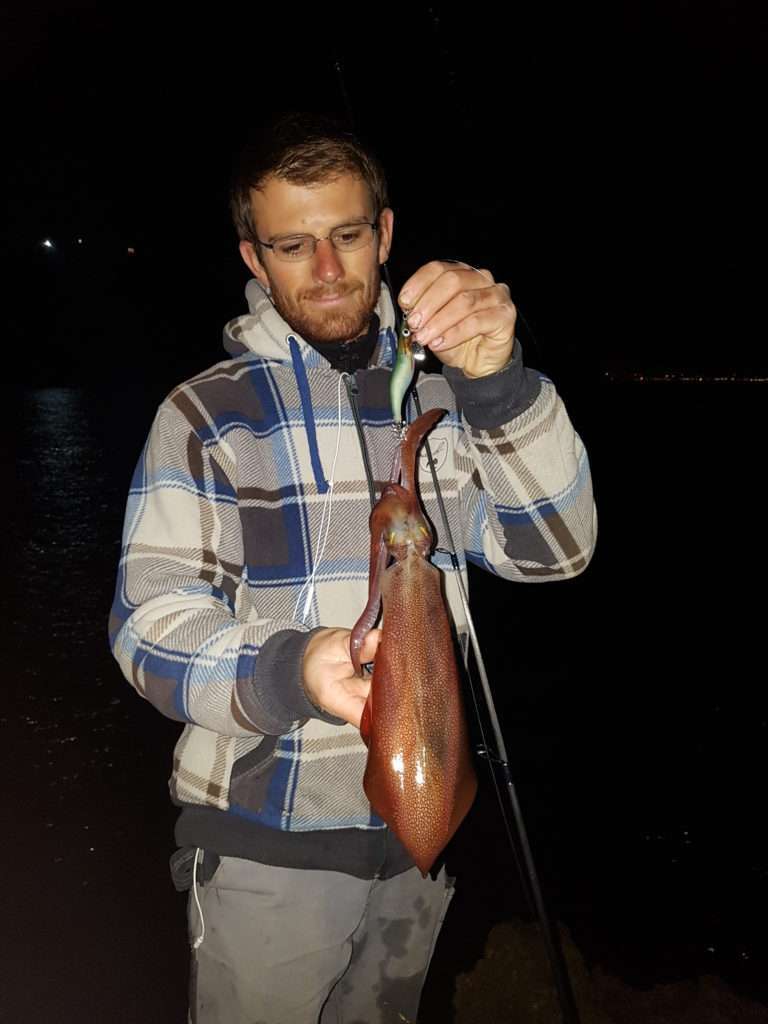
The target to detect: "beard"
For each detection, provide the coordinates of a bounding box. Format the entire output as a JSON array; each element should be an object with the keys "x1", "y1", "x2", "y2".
[{"x1": 269, "y1": 275, "x2": 382, "y2": 345}]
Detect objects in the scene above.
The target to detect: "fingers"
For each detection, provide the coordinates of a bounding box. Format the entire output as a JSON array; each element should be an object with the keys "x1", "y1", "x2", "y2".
[
  {"x1": 302, "y1": 627, "x2": 377, "y2": 727},
  {"x1": 309, "y1": 670, "x2": 370, "y2": 728},
  {"x1": 398, "y1": 261, "x2": 478, "y2": 319},
  {"x1": 318, "y1": 679, "x2": 368, "y2": 729},
  {"x1": 337, "y1": 691, "x2": 368, "y2": 730},
  {"x1": 316, "y1": 627, "x2": 380, "y2": 677},
  {"x1": 339, "y1": 630, "x2": 380, "y2": 728},
  {"x1": 358, "y1": 627, "x2": 381, "y2": 667},
  {"x1": 397, "y1": 262, "x2": 516, "y2": 367},
  {"x1": 413, "y1": 284, "x2": 516, "y2": 354},
  {"x1": 398, "y1": 260, "x2": 475, "y2": 311}
]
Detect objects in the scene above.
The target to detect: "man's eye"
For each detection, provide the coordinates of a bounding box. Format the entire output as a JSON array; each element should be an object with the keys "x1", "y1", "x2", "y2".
[
  {"x1": 335, "y1": 227, "x2": 363, "y2": 244},
  {"x1": 277, "y1": 238, "x2": 309, "y2": 257}
]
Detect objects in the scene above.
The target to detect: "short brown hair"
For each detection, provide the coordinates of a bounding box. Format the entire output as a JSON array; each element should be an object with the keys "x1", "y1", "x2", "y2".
[{"x1": 230, "y1": 112, "x2": 389, "y2": 243}]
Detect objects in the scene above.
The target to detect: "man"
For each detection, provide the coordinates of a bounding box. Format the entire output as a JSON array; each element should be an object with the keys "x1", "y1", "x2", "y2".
[{"x1": 109, "y1": 113, "x2": 596, "y2": 1023}]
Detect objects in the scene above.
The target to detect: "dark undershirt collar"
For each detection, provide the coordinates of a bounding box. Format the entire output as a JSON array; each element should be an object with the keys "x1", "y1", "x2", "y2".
[{"x1": 302, "y1": 315, "x2": 380, "y2": 374}]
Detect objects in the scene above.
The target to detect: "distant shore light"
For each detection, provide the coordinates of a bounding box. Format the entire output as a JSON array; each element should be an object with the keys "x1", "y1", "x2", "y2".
[
  {"x1": 127, "y1": 246, "x2": 136, "y2": 255},
  {"x1": 41, "y1": 239, "x2": 54, "y2": 250}
]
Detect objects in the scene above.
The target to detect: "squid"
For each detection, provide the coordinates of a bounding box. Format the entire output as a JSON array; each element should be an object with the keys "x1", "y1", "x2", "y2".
[{"x1": 349, "y1": 320, "x2": 478, "y2": 876}]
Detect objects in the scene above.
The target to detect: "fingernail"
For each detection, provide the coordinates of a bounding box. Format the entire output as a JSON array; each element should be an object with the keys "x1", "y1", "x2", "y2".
[
  {"x1": 399, "y1": 292, "x2": 412, "y2": 308},
  {"x1": 407, "y1": 311, "x2": 422, "y2": 329},
  {"x1": 430, "y1": 336, "x2": 444, "y2": 350}
]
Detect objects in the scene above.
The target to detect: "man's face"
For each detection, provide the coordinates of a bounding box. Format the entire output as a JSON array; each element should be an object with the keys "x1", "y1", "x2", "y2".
[{"x1": 239, "y1": 174, "x2": 394, "y2": 345}]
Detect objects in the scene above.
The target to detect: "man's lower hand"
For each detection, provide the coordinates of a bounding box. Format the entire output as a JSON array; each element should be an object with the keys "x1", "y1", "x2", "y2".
[{"x1": 302, "y1": 627, "x2": 381, "y2": 728}]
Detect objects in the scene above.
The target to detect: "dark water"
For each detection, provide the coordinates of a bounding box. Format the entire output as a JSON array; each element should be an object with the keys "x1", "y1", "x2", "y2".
[{"x1": 4, "y1": 380, "x2": 766, "y2": 1022}]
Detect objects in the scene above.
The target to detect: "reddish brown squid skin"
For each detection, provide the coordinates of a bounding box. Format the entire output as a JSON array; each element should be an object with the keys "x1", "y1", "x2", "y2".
[{"x1": 351, "y1": 409, "x2": 478, "y2": 876}]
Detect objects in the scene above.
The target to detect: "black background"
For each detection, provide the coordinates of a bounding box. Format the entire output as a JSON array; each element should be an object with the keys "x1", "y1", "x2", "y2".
[
  {"x1": 3, "y1": 3, "x2": 767, "y2": 1022},
  {"x1": 3, "y1": 2, "x2": 765, "y2": 387}
]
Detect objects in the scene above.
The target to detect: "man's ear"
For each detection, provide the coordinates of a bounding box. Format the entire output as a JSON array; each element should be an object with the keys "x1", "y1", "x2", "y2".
[
  {"x1": 377, "y1": 208, "x2": 394, "y2": 265},
  {"x1": 239, "y1": 240, "x2": 270, "y2": 290}
]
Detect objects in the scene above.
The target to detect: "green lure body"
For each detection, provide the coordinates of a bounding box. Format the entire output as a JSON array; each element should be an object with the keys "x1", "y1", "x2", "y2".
[{"x1": 389, "y1": 320, "x2": 415, "y2": 424}]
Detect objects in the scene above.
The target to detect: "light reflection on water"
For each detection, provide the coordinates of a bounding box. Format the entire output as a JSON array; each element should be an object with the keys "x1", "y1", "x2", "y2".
[{"x1": 9, "y1": 386, "x2": 177, "y2": 826}]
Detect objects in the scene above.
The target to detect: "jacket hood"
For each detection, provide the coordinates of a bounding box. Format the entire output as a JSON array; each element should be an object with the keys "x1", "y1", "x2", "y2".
[{"x1": 223, "y1": 278, "x2": 399, "y2": 370}]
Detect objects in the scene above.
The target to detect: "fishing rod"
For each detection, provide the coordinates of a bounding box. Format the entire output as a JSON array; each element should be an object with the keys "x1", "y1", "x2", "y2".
[
  {"x1": 384, "y1": 276, "x2": 581, "y2": 1024},
  {"x1": 330, "y1": 47, "x2": 581, "y2": 1024},
  {"x1": 413, "y1": 388, "x2": 581, "y2": 1024}
]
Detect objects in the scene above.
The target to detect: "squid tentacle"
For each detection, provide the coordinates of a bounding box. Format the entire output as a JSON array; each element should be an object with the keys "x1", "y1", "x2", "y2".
[
  {"x1": 399, "y1": 408, "x2": 444, "y2": 495},
  {"x1": 349, "y1": 536, "x2": 387, "y2": 677}
]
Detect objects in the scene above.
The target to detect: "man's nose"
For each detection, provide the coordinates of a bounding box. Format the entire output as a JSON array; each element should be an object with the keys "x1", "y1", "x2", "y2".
[{"x1": 312, "y1": 238, "x2": 344, "y2": 283}]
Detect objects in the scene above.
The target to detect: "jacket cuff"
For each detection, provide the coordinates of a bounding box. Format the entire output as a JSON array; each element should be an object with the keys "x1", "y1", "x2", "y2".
[
  {"x1": 442, "y1": 340, "x2": 542, "y2": 429},
  {"x1": 252, "y1": 628, "x2": 347, "y2": 729}
]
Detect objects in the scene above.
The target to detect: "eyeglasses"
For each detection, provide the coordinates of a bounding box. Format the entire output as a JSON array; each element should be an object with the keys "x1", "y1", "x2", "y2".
[{"x1": 255, "y1": 221, "x2": 378, "y2": 262}]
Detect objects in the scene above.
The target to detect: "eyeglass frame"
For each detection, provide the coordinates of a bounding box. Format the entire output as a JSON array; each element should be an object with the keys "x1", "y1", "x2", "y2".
[{"x1": 253, "y1": 218, "x2": 380, "y2": 262}]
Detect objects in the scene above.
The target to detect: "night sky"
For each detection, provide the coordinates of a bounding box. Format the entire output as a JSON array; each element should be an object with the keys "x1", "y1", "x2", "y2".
[{"x1": 3, "y1": 2, "x2": 766, "y2": 385}]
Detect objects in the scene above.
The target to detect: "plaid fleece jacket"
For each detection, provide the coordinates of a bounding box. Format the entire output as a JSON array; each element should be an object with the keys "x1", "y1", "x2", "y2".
[{"x1": 109, "y1": 280, "x2": 596, "y2": 833}]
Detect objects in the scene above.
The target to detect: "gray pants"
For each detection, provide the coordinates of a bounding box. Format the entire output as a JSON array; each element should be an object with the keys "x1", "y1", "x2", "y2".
[{"x1": 187, "y1": 854, "x2": 455, "y2": 1024}]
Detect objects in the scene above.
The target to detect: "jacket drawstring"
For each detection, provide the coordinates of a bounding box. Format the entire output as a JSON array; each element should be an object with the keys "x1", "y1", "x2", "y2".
[{"x1": 288, "y1": 337, "x2": 329, "y2": 495}]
